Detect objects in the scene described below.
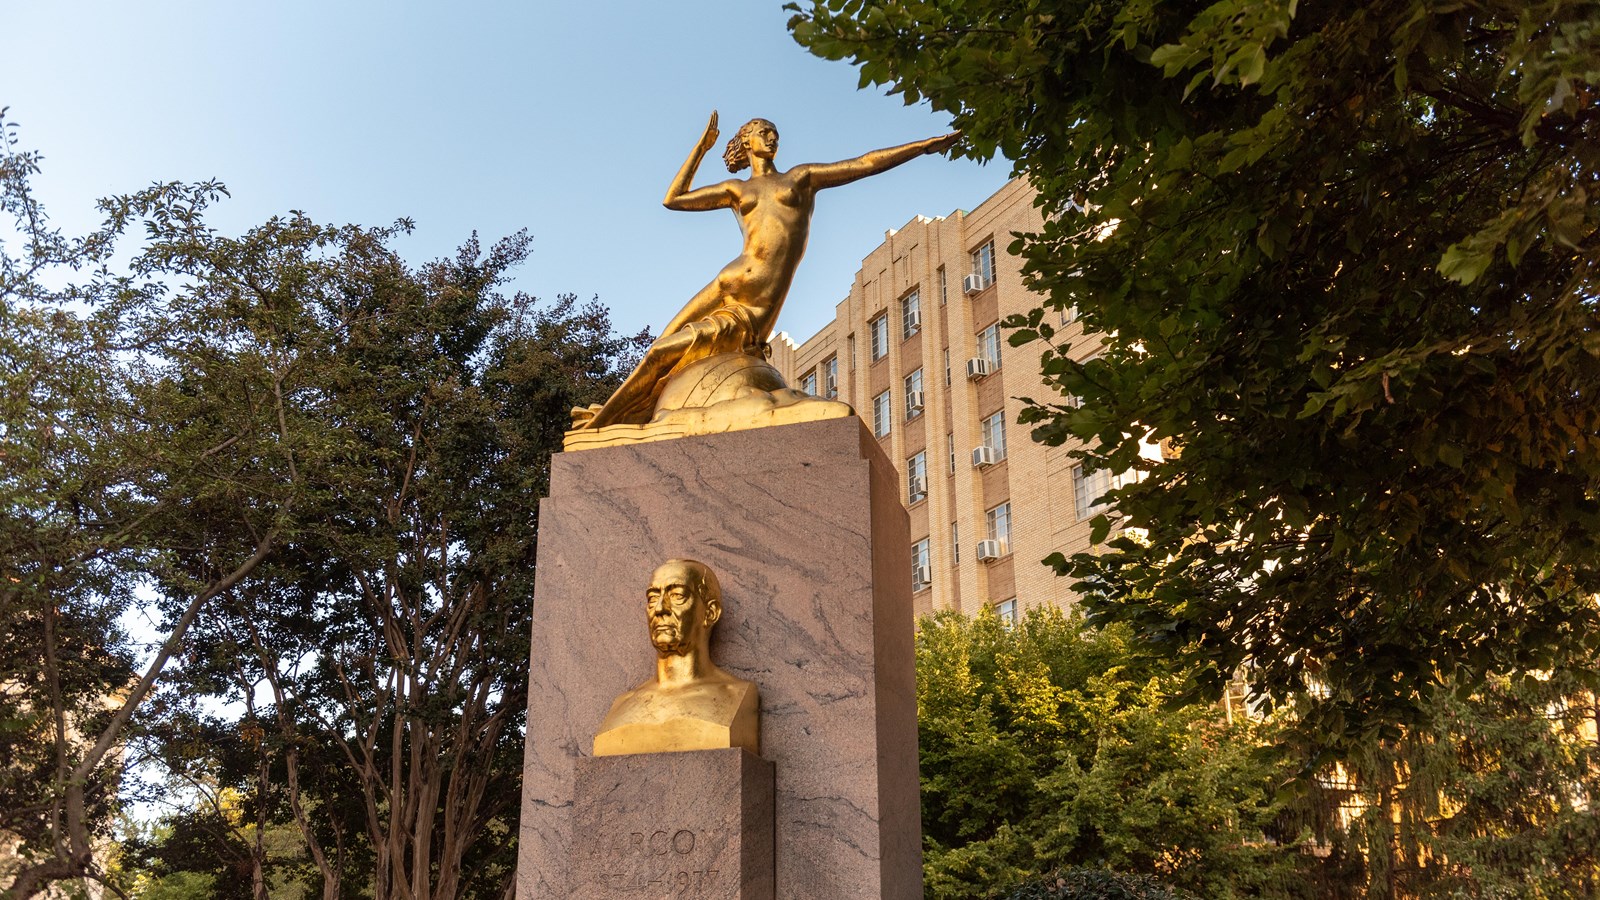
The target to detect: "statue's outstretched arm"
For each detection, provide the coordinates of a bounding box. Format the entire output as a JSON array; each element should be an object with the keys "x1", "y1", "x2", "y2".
[
  {"x1": 664, "y1": 111, "x2": 737, "y2": 212},
  {"x1": 801, "y1": 131, "x2": 962, "y2": 191}
]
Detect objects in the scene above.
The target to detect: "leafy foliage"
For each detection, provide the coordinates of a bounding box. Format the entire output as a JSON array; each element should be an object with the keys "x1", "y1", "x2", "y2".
[
  {"x1": 915, "y1": 609, "x2": 1330, "y2": 900},
  {"x1": 120, "y1": 771, "x2": 316, "y2": 900},
  {"x1": 3, "y1": 108, "x2": 300, "y2": 900},
  {"x1": 916, "y1": 609, "x2": 1600, "y2": 899},
  {"x1": 133, "y1": 870, "x2": 220, "y2": 900},
  {"x1": 1331, "y1": 670, "x2": 1600, "y2": 898},
  {"x1": 124, "y1": 218, "x2": 645, "y2": 900},
  {"x1": 1005, "y1": 867, "x2": 1197, "y2": 900},
  {"x1": 790, "y1": 0, "x2": 1600, "y2": 746},
  {"x1": 1, "y1": 110, "x2": 646, "y2": 899}
]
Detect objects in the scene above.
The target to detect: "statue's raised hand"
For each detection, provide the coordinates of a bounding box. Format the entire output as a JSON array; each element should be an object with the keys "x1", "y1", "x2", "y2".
[{"x1": 698, "y1": 111, "x2": 721, "y2": 154}]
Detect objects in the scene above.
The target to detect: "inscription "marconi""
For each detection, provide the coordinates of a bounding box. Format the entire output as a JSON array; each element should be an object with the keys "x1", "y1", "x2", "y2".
[
  {"x1": 603, "y1": 828, "x2": 700, "y2": 858},
  {"x1": 586, "y1": 827, "x2": 724, "y2": 896}
]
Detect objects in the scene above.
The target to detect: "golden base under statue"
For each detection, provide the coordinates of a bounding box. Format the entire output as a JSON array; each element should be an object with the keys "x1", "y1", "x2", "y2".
[{"x1": 564, "y1": 351, "x2": 854, "y2": 452}]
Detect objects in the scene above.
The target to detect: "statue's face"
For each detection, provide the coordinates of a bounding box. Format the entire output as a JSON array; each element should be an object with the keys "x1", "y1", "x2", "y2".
[
  {"x1": 646, "y1": 562, "x2": 717, "y2": 656},
  {"x1": 742, "y1": 121, "x2": 779, "y2": 161}
]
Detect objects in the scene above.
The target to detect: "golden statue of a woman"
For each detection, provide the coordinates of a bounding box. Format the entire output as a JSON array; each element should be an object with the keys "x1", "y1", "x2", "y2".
[{"x1": 565, "y1": 112, "x2": 960, "y2": 448}]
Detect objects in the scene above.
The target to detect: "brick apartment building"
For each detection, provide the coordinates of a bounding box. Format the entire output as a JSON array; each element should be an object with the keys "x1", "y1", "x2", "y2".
[{"x1": 771, "y1": 178, "x2": 1115, "y2": 621}]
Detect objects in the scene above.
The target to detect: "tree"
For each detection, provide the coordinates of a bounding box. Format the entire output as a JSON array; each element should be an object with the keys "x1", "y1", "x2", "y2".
[
  {"x1": 122, "y1": 713, "x2": 310, "y2": 900},
  {"x1": 2, "y1": 110, "x2": 302, "y2": 900},
  {"x1": 130, "y1": 215, "x2": 645, "y2": 900},
  {"x1": 915, "y1": 609, "x2": 1331, "y2": 900},
  {"x1": 916, "y1": 609, "x2": 1600, "y2": 899},
  {"x1": 1005, "y1": 868, "x2": 1198, "y2": 900},
  {"x1": 1330, "y1": 670, "x2": 1600, "y2": 898},
  {"x1": 789, "y1": 0, "x2": 1600, "y2": 746},
  {"x1": 2, "y1": 110, "x2": 647, "y2": 899}
]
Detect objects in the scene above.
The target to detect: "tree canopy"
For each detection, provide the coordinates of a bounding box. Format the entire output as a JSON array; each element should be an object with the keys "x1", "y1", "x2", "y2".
[
  {"x1": 0, "y1": 110, "x2": 646, "y2": 899},
  {"x1": 917, "y1": 608, "x2": 1600, "y2": 899},
  {"x1": 915, "y1": 609, "x2": 1325, "y2": 899},
  {"x1": 790, "y1": 0, "x2": 1600, "y2": 745}
]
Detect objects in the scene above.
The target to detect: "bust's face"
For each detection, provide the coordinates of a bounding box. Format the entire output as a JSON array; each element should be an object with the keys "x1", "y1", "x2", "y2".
[{"x1": 646, "y1": 562, "x2": 713, "y2": 656}]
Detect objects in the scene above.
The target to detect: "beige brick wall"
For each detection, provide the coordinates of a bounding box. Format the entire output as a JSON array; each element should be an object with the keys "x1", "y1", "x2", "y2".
[{"x1": 780, "y1": 179, "x2": 1105, "y2": 619}]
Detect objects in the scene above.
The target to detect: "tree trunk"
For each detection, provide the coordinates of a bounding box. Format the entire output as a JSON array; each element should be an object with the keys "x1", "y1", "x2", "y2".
[{"x1": 6, "y1": 530, "x2": 280, "y2": 900}]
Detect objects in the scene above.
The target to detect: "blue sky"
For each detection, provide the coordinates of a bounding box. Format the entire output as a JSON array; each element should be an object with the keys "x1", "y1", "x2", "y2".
[{"x1": 3, "y1": 0, "x2": 1013, "y2": 344}]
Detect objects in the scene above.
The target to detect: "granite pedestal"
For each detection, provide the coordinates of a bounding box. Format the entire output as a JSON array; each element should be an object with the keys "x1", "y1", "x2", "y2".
[
  {"x1": 571, "y1": 749, "x2": 774, "y2": 899},
  {"x1": 516, "y1": 417, "x2": 920, "y2": 899}
]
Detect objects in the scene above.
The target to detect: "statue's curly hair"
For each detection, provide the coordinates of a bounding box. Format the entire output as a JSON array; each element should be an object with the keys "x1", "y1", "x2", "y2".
[{"x1": 722, "y1": 118, "x2": 777, "y2": 173}]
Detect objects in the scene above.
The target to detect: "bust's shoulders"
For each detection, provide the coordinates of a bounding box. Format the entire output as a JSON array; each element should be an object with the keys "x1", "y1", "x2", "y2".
[{"x1": 637, "y1": 671, "x2": 755, "y2": 698}]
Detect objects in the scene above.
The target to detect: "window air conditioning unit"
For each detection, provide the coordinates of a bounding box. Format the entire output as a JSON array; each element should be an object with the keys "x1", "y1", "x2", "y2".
[
  {"x1": 912, "y1": 565, "x2": 932, "y2": 588},
  {"x1": 976, "y1": 539, "x2": 1005, "y2": 561},
  {"x1": 908, "y1": 475, "x2": 928, "y2": 497},
  {"x1": 962, "y1": 273, "x2": 988, "y2": 295},
  {"x1": 971, "y1": 446, "x2": 998, "y2": 468},
  {"x1": 906, "y1": 391, "x2": 925, "y2": 413},
  {"x1": 966, "y1": 357, "x2": 994, "y2": 380},
  {"x1": 904, "y1": 310, "x2": 921, "y2": 330}
]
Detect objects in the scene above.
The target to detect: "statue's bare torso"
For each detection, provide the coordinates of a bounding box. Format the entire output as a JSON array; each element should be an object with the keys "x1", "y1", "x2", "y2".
[
  {"x1": 573, "y1": 114, "x2": 959, "y2": 431},
  {"x1": 659, "y1": 168, "x2": 816, "y2": 342}
]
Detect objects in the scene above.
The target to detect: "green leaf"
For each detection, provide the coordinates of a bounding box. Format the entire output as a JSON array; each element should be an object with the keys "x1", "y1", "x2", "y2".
[
  {"x1": 1238, "y1": 44, "x2": 1267, "y2": 86},
  {"x1": 1437, "y1": 242, "x2": 1494, "y2": 285},
  {"x1": 1437, "y1": 442, "x2": 1464, "y2": 469}
]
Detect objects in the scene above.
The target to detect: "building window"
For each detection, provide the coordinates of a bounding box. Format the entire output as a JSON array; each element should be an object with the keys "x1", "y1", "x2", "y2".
[
  {"x1": 823, "y1": 356, "x2": 839, "y2": 399},
  {"x1": 1064, "y1": 354, "x2": 1097, "y2": 409},
  {"x1": 904, "y1": 369, "x2": 924, "y2": 419},
  {"x1": 980, "y1": 409, "x2": 1008, "y2": 461},
  {"x1": 1073, "y1": 465, "x2": 1112, "y2": 520},
  {"x1": 801, "y1": 370, "x2": 818, "y2": 396},
  {"x1": 951, "y1": 521, "x2": 960, "y2": 565},
  {"x1": 901, "y1": 290, "x2": 921, "y2": 340},
  {"x1": 947, "y1": 432, "x2": 956, "y2": 474},
  {"x1": 938, "y1": 266, "x2": 948, "y2": 306},
  {"x1": 943, "y1": 348, "x2": 951, "y2": 386},
  {"x1": 869, "y1": 314, "x2": 889, "y2": 361},
  {"x1": 971, "y1": 240, "x2": 996, "y2": 285},
  {"x1": 872, "y1": 390, "x2": 892, "y2": 437},
  {"x1": 986, "y1": 501, "x2": 1011, "y2": 549},
  {"x1": 995, "y1": 597, "x2": 1018, "y2": 626},
  {"x1": 1073, "y1": 465, "x2": 1144, "y2": 520},
  {"x1": 1062, "y1": 303, "x2": 1079, "y2": 324},
  {"x1": 978, "y1": 323, "x2": 1002, "y2": 369},
  {"x1": 912, "y1": 538, "x2": 931, "y2": 591},
  {"x1": 907, "y1": 451, "x2": 928, "y2": 503}
]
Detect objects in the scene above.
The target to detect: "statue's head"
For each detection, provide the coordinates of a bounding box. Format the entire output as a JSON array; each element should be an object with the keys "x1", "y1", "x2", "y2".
[
  {"x1": 645, "y1": 559, "x2": 723, "y2": 657},
  {"x1": 723, "y1": 118, "x2": 779, "y2": 173}
]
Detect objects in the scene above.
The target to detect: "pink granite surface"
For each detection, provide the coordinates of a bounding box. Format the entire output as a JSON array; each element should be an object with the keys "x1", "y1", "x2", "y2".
[
  {"x1": 517, "y1": 417, "x2": 920, "y2": 899},
  {"x1": 570, "y1": 749, "x2": 774, "y2": 900}
]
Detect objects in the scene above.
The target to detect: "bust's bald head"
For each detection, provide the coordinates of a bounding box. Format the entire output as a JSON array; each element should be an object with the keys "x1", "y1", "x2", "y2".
[{"x1": 645, "y1": 559, "x2": 722, "y2": 657}]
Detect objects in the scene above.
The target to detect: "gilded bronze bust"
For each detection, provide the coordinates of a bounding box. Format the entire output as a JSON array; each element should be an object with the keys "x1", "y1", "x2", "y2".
[{"x1": 593, "y1": 560, "x2": 760, "y2": 756}]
